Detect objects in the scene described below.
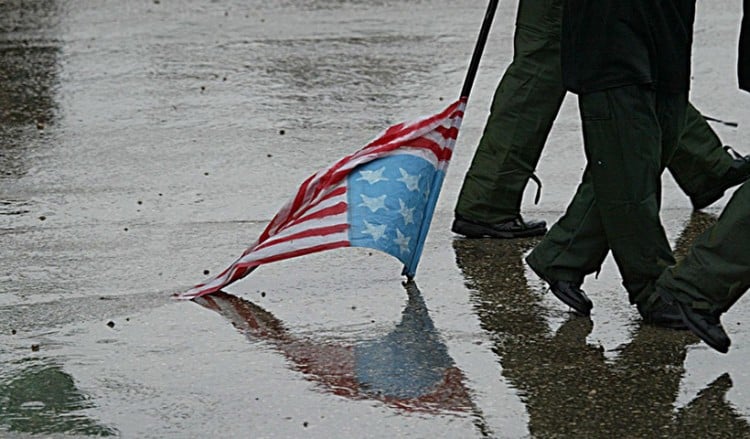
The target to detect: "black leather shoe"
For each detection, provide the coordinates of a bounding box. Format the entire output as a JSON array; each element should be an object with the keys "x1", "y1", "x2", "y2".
[
  {"x1": 452, "y1": 214, "x2": 547, "y2": 239},
  {"x1": 638, "y1": 301, "x2": 688, "y2": 330},
  {"x1": 549, "y1": 280, "x2": 593, "y2": 317},
  {"x1": 691, "y1": 146, "x2": 750, "y2": 210},
  {"x1": 659, "y1": 290, "x2": 730, "y2": 353}
]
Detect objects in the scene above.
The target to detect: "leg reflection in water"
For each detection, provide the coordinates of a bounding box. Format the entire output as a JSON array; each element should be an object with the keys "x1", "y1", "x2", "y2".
[
  {"x1": 195, "y1": 282, "x2": 473, "y2": 414},
  {"x1": 453, "y1": 237, "x2": 750, "y2": 437},
  {"x1": 0, "y1": 359, "x2": 117, "y2": 436}
]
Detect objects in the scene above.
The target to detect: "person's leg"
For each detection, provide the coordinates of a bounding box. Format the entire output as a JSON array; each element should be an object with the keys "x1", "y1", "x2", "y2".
[
  {"x1": 525, "y1": 169, "x2": 609, "y2": 285},
  {"x1": 656, "y1": 181, "x2": 750, "y2": 352},
  {"x1": 523, "y1": 167, "x2": 606, "y2": 315},
  {"x1": 668, "y1": 103, "x2": 750, "y2": 210},
  {"x1": 586, "y1": 86, "x2": 683, "y2": 307},
  {"x1": 658, "y1": 181, "x2": 750, "y2": 315},
  {"x1": 529, "y1": 86, "x2": 683, "y2": 308},
  {"x1": 669, "y1": 103, "x2": 731, "y2": 191},
  {"x1": 526, "y1": 86, "x2": 687, "y2": 320},
  {"x1": 454, "y1": 0, "x2": 565, "y2": 231}
]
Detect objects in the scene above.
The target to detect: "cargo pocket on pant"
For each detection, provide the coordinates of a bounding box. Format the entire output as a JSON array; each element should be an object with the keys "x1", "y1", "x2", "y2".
[{"x1": 580, "y1": 91, "x2": 612, "y2": 121}]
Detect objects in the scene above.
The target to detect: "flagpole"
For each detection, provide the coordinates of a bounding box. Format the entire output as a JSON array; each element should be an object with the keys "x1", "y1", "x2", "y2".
[
  {"x1": 460, "y1": 0, "x2": 500, "y2": 100},
  {"x1": 403, "y1": 0, "x2": 500, "y2": 279}
]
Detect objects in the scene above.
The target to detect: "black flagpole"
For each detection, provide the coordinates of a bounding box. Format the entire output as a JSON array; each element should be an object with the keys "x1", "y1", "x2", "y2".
[
  {"x1": 460, "y1": 0, "x2": 500, "y2": 100},
  {"x1": 404, "y1": 0, "x2": 502, "y2": 281}
]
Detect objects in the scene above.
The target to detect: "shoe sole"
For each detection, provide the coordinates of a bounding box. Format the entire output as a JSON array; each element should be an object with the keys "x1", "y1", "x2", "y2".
[{"x1": 451, "y1": 219, "x2": 547, "y2": 239}]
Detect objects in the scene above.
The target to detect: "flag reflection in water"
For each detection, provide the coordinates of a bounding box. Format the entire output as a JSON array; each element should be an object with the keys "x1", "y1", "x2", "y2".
[{"x1": 195, "y1": 282, "x2": 473, "y2": 413}]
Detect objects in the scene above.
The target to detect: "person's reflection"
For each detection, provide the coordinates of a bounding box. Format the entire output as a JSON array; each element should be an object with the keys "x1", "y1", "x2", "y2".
[
  {"x1": 673, "y1": 373, "x2": 750, "y2": 437},
  {"x1": 195, "y1": 282, "x2": 473, "y2": 413},
  {"x1": 453, "y1": 228, "x2": 749, "y2": 437},
  {"x1": 0, "y1": 358, "x2": 117, "y2": 436}
]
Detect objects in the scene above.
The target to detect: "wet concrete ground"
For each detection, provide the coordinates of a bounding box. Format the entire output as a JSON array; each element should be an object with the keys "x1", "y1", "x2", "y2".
[{"x1": 2, "y1": 0, "x2": 750, "y2": 437}]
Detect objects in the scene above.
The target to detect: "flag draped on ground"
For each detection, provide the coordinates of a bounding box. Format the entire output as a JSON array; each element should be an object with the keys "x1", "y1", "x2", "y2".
[{"x1": 178, "y1": 97, "x2": 466, "y2": 300}]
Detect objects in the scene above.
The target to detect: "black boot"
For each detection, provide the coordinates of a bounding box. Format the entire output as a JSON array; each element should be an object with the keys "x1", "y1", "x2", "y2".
[
  {"x1": 637, "y1": 299, "x2": 687, "y2": 330},
  {"x1": 526, "y1": 257, "x2": 592, "y2": 316},
  {"x1": 548, "y1": 280, "x2": 593, "y2": 317},
  {"x1": 452, "y1": 214, "x2": 547, "y2": 239},
  {"x1": 659, "y1": 289, "x2": 730, "y2": 353}
]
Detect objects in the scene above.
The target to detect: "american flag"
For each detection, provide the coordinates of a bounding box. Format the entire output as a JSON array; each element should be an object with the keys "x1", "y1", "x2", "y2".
[{"x1": 178, "y1": 98, "x2": 466, "y2": 300}]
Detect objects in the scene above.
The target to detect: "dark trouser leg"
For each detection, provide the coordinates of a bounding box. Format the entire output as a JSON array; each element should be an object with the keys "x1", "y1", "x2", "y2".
[
  {"x1": 668, "y1": 103, "x2": 733, "y2": 197},
  {"x1": 657, "y1": 181, "x2": 750, "y2": 315},
  {"x1": 526, "y1": 170, "x2": 609, "y2": 285},
  {"x1": 455, "y1": 0, "x2": 565, "y2": 223},
  {"x1": 594, "y1": 87, "x2": 684, "y2": 304},
  {"x1": 528, "y1": 86, "x2": 685, "y2": 306}
]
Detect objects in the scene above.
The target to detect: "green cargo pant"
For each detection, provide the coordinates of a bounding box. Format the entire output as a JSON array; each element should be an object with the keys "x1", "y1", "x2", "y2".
[
  {"x1": 526, "y1": 85, "x2": 687, "y2": 307},
  {"x1": 455, "y1": 0, "x2": 732, "y2": 224},
  {"x1": 656, "y1": 181, "x2": 750, "y2": 315}
]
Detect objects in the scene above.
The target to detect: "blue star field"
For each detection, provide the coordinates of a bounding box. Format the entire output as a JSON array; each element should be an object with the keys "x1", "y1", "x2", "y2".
[{"x1": 347, "y1": 154, "x2": 439, "y2": 264}]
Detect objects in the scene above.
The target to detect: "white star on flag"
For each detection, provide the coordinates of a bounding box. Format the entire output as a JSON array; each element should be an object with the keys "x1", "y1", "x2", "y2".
[
  {"x1": 397, "y1": 168, "x2": 421, "y2": 191},
  {"x1": 362, "y1": 220, "x2": 387, "y2": 241},
  {"x1": 398, "y1": 199, "x2": 415, "y2": 225},
  {"x1": 394, "y1": 229, "x2": 411, "y2": 254},
  {"x1": 359, "y1": 193, "x2": 387, "y2": 212},
  {"x1": 357, "y1": 167, "x2": 389, "y2": 184}
]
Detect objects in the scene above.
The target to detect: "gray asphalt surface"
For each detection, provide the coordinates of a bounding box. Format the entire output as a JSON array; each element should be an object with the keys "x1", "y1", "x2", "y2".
[{"x1": 2, "y1": 0, "x2": 750, "y2": 437}]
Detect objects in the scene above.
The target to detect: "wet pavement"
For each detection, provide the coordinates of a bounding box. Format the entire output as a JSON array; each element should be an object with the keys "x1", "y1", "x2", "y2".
[{"x1": 2, "y1": 0, "x2": 750, "y2": 437}]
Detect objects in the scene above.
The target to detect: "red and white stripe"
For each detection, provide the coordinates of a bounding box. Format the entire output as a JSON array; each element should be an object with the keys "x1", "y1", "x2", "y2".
[{"x1": 178, "y1": 98, "x2": 466, "y2": 299}]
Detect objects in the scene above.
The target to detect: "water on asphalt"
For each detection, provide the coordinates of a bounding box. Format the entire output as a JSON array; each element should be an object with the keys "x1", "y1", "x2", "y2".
[{"x1": 2, "y1": 0, "x2": 750, "y2": 437}]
